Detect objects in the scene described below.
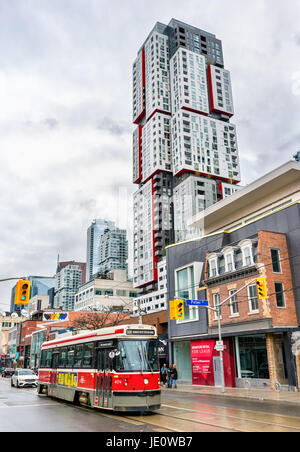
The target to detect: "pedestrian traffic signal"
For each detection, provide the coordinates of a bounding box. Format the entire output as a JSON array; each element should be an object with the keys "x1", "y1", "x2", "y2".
[
  {"x1": 256, "y1": 277, "x2": 267, "y2": 300},
  {"x1": 14, "y1": 280, "x2": 31, "y2": 305},
  {"x1": 174, "y1": 299, "x2": 185, "y2": 320}
]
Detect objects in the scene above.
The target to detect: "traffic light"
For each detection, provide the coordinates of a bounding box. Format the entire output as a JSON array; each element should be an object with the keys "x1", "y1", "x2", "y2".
[
  {"x1": 14, "y1": 280, "x2": 31, "y2": 305},
  {"x1": 169, "y1": 300, "x2": 177, "y2": 321},
  {"x1": 256, "y1": 277, "x2": 267, "y2": 300},
  {"x1": 174, "y1": 299, "x2": 185, "y2": 320}
]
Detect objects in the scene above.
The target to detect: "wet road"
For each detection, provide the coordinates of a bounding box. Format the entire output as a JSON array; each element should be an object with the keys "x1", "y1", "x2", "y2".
[{"x1": 1, "y1": 377, "x2": 300, "y2": 432}]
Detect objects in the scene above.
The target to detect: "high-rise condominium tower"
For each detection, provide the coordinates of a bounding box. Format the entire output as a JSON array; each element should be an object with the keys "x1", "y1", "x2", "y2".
[
  {"x1": 132, "y1": 19, "x2": 241, "y2": 291},
  {"x1": 98, "y1": 228, "x2": 128, "y2": 277},
  {"x1": 54, "y1": 261, "x2": 86, "y2": 311},
  {"x1": 86, "y1": 219, "x2": 115, "y2": 281}
]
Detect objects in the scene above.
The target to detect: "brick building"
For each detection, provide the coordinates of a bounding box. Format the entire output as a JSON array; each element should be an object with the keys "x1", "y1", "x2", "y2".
[
  {"x1": 166, "y1": 160, "x2": 300, "y2": 389},
  {"x1": 203, "y1": 230, "x2": 297, "y2": 390}
]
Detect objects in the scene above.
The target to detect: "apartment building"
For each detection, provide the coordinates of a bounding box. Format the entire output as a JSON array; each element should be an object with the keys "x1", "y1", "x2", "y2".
[{"x1": 132, "y1": 19, "x2": 241, "y2": 295}]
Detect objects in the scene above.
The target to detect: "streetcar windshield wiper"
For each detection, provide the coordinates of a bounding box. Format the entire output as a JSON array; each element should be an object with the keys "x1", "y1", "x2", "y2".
[
  {"x1": 137, "y1": 345, "x2": 143, "y2": 374},
  {"x1": 143, "y1": 343, "x2": 153, "y2": 374}
]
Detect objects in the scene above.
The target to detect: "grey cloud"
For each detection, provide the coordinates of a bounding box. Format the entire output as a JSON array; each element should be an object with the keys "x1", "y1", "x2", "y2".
[
  {"x1": 97, "y1": 116, "x2": 129, "y2": 136},
  {"x1": 1, "y1": 0, "x2": 300, "y2": 309},
  {"x1": 43, "y1": 117, "x2": 59, "y2": 129},
  {"x1": 295, "y1": 34, "x2": 300, "y2": 46}
]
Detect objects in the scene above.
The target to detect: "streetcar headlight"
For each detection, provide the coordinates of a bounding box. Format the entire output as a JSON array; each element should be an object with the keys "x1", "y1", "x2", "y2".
[{"x1": 144, "y1": 378, "x2": 149, "y2": 385}]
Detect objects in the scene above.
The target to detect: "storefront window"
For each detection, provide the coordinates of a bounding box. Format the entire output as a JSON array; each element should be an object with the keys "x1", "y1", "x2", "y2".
[
  {"x1": 173, "y1": 341, "x2": 192, "y2": 381},
  {"x1": 236, "y1": 335, "x2": 269, "y2": 379}
]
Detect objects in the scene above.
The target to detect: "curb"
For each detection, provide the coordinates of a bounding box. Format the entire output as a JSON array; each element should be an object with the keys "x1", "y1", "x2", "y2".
[{"x1": 161, "y1": 387, "x2": 300, "y2": 406}]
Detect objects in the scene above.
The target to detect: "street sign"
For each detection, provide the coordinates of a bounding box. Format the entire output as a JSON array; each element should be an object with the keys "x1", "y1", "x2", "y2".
[
  {"x1": 215, "y1": 341, "x2": 224, "y2": 351},
  {"x1": 215, "y1": 344, "x2": 224, "y2": 351},
  {"x1": 186, "y1": 300, "x2": 209, "y2": 307}
]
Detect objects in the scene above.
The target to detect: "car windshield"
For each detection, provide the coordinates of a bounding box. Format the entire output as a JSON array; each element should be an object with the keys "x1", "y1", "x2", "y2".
[
  {"x1": 19, "y1": 370, "x2": 35, "y2": 376},
  {"x1": 115, "y1": 340, "x2": 158, "y2": 372}
]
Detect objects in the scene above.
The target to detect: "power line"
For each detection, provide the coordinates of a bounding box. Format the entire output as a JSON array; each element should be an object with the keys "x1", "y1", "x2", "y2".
[{"x1": 167, "y1": 251, "x2": 300, "y2": 302}]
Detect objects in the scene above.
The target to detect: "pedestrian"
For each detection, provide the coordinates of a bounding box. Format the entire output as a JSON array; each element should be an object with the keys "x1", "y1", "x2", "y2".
[
  {"x1": 161, "y1": 363, "x2": 168, "y2": 386},
  {"x1": 167, "y1": 364, "x2": 173, "y2": 388},
  {"x1": 171, "y1": 364, "x2": 178, "y2": 389}
]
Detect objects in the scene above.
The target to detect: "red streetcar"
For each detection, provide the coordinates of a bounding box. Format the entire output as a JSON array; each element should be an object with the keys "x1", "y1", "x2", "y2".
[{"x1": 37, "y1": 324, "x2": 161, "y2": 412}]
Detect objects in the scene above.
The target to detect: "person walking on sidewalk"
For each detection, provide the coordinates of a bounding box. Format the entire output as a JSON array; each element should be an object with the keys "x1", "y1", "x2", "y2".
[
  {"x1": 161, "y1": 363, "x2": 168, "y2": 386},
  {"x1": 171, "y1": 364, "x2": 178, "y2": 389},
  {"x1": 167, "y1": 364, "x2": 173, "y2": 388}
]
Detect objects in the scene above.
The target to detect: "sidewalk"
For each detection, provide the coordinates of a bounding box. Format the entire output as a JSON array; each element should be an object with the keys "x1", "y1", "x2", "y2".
[{"x1": 161, "y1": 383, "x2": 300, "y2": 405}]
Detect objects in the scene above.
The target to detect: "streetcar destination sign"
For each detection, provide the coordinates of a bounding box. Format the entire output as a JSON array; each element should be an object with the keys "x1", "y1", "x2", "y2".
[
  {"x1": 126, "y1": 329, "x2": 155, "y2": 336},
  {"x1": 186, "y1": 300, "x2": 209, "y2": 307}
]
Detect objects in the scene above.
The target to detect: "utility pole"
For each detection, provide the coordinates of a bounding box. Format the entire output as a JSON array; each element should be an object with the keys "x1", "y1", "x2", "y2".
[
  {"x1": 216, "y1": 304, "x2": 225, "y2": 393},
  {"x1": 138, "y1": 299, "x2": 143, "y2": 325}
]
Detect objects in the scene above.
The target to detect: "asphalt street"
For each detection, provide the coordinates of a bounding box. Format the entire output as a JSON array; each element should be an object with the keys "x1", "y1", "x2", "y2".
[{"x1": 1, "y1": 377, "x2": 300, "y2": 432}]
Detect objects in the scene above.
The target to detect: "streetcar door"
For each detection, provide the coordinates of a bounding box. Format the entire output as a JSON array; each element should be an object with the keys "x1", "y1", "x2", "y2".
[
  {"x1": 95, "y1": 347, "x2": 113, "y2": 409},
  {"x1": 95, "y1": 348, "x2": 104, "y2": 407},
  {"x1": 103, "y1": 349, "x2": 113, "y2": 409},
  {"x1": 50, "y1": 352, "x2": 59, "y2": 396}
]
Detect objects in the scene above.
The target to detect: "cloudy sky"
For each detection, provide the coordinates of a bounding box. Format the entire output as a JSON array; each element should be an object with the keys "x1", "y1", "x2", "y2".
[{"x1": 0, "y1": 0, "x2": 299, "y2": 310}]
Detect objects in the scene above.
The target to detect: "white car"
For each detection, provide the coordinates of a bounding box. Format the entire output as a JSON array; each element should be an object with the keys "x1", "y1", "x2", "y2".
[{"x1": 11, "y1": 369, "x2": 38, "y2": 388}]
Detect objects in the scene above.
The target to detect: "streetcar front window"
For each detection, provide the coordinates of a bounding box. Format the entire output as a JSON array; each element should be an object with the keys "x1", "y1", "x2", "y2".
[{"x1": 115, "y1": 340, "x2": 158, "y2": 372}]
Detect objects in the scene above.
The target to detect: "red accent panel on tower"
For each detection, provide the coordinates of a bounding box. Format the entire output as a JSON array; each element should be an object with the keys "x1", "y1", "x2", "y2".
[
  {"x1": 181, "y1": 106, "x2": 208, "y2": 117},
  {"x1": 174, "y1": 167, "x2": 240, "y2": 185},
  {"x1": 208, "y1": 65, "x2": 215, "y2": 113},
  {"x1": 146, "y1": 109, "x2": 171, "y2": 123},
  {"x1": 133, "y1": 125, "x2": 143, "y2": 185}
]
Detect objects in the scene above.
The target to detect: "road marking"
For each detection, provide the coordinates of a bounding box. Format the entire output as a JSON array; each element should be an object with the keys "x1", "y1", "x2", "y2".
[
  {"x1": 97, "y1": 411, "x2": 147, "y2": 427},
  {"x1": 161, "y1": 403, "x2": 300, "y2": 432}
]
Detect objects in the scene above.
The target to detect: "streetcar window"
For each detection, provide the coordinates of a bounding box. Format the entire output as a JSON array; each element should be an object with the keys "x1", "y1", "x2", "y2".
[
  {"x1": 74, "y1": 344, "x2": 84, "y2": 368},
  {"x1": 66, "y1": 347, "x2": 75, "y2": 368},
  {"x1": 40, "y1": 351, "x2": 47, "y2": 368},
  {"x1": 59, "y1": 349, "x2": 67, "y2": 368},
  {"x1": 82, "y1": 343, "x2": 94, "y2": 368},
  {"x1": 115, "y1": 340, "x2": 158, "y2": 372},
  {"x1": 52, "y1": 352, "x2": 59, "y2": 369},
  {"x1": 45, "y1": 350, "x2": 52, "y2": 368},
  {"x1": 96, "y1": 349, "x2": 104, "y2": 370}
]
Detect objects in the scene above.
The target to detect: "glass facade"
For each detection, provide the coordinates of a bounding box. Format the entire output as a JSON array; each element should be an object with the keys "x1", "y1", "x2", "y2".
[
  {"x1": 30, "y1": 329, "x2": 47, "y2": 369},
  {"x1": 173, "y1": 341, "x2": 192, "y2": 381},
  {"x1": 176, "y1": 266, "x2": 198, "y2": 322}
]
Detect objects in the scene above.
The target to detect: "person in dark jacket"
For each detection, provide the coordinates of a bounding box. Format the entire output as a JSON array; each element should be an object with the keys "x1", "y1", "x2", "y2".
[
  {"x1": 171, "y1": 364, "x2": 178, "y2": 388},
  {"x1": 167, "y1": 364, "x2": 173, "y2": 388},
  {"x1": 161, "y1": 363, "x2": 168, "y2": 386}
]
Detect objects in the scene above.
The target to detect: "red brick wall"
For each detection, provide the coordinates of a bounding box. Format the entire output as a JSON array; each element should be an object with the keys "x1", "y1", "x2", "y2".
[
  {"x1": 207, "y1": 231, "x2": 297, "y2": 328},
  {"x1": 258, "y1": 230, "x2": 297, "y2": 326}
]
